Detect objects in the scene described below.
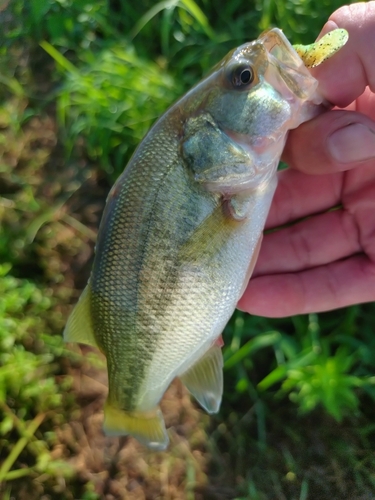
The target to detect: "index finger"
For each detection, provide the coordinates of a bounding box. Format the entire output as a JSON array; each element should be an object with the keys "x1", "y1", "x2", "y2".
[
  {"x1": 311, "y1": 2, "x2": 375, "y2": 107},
  {"x1": 264, "y1": 167, "x2": 342, "y2": 229}
]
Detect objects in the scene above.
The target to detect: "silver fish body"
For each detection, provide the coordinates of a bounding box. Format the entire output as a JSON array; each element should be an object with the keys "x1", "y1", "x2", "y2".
[{"x1": 65, "y1": 28, "x2": 330, "y2": 450}]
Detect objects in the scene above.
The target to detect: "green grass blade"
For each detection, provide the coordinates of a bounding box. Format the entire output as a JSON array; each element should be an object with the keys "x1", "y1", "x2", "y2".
[
  {"x1": 179, "y1": 0, "x2": 216, "y2": 40},
  {"x1": 224, "y1": 331, "x2": 281, "y2": 369},
  {"x1": 0, "y1": 412, "x2": 45, "y2": 483},
  {"x1": 0, "y1": 75, "x2": 25, "y2": 97},
  {"x1": 129, "y1": 0, "x2": 179, "y2": 40},
  {"x1": 258, "y1": 349, "x2": 317, "y2": 391},
  {"x1": 3, "y1": 468, "x2": 35, "y2": 481},
  {"x1": 40, "y1": 41, "x2": 78, "y2": 74}
]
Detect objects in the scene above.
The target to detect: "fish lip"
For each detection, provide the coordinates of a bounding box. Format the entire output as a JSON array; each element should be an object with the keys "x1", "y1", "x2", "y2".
[
  {"x1": 251, "y1": 135, "x2": 278, "y2": 152},
  {"x1": 225, "y1": 127, "x2": 282, "y2": 155},
  {"x1": 199, "y1": 164, "x2": 278, "y2": 196}
]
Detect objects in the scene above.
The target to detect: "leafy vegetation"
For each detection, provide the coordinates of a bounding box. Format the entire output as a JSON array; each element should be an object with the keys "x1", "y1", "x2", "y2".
[
  {"x1": 0, "y1": 263, "x2": 74, "y2": 485},
  {"x1": 1, "y1": 0, "x2": 374, "y2": 498},
  {"x1": 44, "y1": 41, "x2": 180, "y2": 180}
]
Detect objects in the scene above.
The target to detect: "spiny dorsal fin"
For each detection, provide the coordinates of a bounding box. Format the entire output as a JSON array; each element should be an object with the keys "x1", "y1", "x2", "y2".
[
  {"x1": 180, "y1": 344, "x2": 223, "y2": 414},
  {"x1": 63, "y1": 284, "x2": 99, "y2": 348}
]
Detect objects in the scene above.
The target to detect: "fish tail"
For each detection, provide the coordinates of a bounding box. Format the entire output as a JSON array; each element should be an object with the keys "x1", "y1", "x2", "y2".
[{"x1": 103, "y1": 401, "x2": 169, "y2": 451}]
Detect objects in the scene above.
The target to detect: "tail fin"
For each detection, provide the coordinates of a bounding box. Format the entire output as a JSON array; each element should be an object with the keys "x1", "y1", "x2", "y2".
[{"x1": 103, "y1": 401, "x2": 169, "y2": 451}]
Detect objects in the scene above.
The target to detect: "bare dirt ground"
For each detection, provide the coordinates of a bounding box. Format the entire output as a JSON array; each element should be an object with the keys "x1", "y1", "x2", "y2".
[{"x1": 62, "y1": 353, "x2": 229, "y2": 500}]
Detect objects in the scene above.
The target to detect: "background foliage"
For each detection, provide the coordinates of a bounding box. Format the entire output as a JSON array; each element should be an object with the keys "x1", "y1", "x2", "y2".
[{"x1": 1, "y1": 0, "x2": 374, "y2": 499}]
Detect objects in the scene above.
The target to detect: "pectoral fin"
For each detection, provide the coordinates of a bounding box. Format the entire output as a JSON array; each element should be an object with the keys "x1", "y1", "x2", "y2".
[
  {"x1": 63, "y1": 284, "x2": 99, "y2": 348},
  {"x1": 103, "y1": 401, "x2": 169, "y2": 451},
  {"x1": 180, "y1": 344, "x2": 223, "y2": 414},
  {"x1": 178, "y1": 203, "x2": 237, "y2": 264}
]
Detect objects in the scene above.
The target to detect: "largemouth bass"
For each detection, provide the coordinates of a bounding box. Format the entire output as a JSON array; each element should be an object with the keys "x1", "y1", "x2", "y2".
[{"x1": 65, "y1": 28, "x2": 348, "y2": 450}]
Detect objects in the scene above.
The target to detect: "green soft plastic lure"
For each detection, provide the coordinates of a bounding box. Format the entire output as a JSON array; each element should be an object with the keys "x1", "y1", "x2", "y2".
[{"x1": 293, "y1": 29, "x2": 349, "y2": 68}]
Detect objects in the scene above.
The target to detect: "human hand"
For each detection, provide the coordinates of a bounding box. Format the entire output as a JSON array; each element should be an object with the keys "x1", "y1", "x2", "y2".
[{"x1": 239, "y1": 2, "x2": 375, "y2": 317}]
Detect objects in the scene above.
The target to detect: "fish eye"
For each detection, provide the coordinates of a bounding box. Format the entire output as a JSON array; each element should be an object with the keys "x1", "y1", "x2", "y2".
[{"x1": 229, "y1": 64, "x2": 254, "y2": 88}]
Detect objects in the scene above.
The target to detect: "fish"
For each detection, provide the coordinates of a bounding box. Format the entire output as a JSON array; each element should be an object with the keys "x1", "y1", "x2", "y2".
[{"x1": 64, "y1": 28, "x2": 348, "y2": 450}]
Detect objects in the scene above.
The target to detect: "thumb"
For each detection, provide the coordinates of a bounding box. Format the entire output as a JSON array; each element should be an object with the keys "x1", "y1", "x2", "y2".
[
  {"x1": 283, "y1": 108, "x2": 375, "y2": 175},
  {"x1": 311, "y1": 2, "x2": 375, "y2": 107}
]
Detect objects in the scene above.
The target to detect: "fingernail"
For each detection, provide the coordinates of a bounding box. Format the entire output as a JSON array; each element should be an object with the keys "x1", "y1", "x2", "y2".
[
  {"x1": 317, "y1": 20, "x2": 339, "y2": 40},
  {"x1": 328, "y1": 123, "x2": 375, "y2": 163}
]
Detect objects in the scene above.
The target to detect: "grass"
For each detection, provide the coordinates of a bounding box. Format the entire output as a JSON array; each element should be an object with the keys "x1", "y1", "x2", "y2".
[{"x1": 1, "y1": 0, "x2": 373, "y2": 498}]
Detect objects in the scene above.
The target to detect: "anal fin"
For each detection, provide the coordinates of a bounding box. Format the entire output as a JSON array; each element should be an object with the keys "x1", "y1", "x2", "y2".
[
  {"x1": 180, "y1": 344, "x2": 223, "y2": 414},
  {"x1": 63, "y1": 284, "x2": 99, "y2": 348},
  {"x1": 103, "y1": 402, "x2": 169, "y2": 451}
]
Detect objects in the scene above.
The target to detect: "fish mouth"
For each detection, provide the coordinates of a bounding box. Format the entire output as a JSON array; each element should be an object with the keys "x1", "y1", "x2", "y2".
[
  {"x1": 225, "y1": 127, "x2": 285, "y2": 159},
  {"x1": 198, "y1": 161, "x2": 279, "y2": 196},
  {"x1": 193, "y1": 127, "x2": 282, "y2": 196}
]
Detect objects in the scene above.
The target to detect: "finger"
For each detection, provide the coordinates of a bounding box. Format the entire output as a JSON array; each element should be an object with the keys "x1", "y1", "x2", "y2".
[
  {"x1": 311, "y1": 2, "x2": 375, "y2": 107},
  {"x1": 354, "y1": 86, "x2": 375, "y2": 121},
  {"x1": 283, "y1": 109, "x2": 375, "y2": 175},
  {"x1": 238, "y1": 254, "x2": 375, "y2": 317},
  {"x1": 341, "y1": 164, "x2": 375, "y2": 263},
  {"x1": 264, "y1": 168, "x2": 342, "y2": 229},
  {"x1": 253, "y1": 208, "x2": 361, "y2": 277}
]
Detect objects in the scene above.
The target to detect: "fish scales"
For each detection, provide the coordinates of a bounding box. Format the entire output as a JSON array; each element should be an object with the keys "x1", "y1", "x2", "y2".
[
  {"x1": 92, "y1": 115, "x2": 188, "y2": 408},
  {"x1": 92, "y1": 109, "x2": 260, "y2": 410},
  {"x1": 64, "y1": 27, "x2": 349, "y2": 449}
]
